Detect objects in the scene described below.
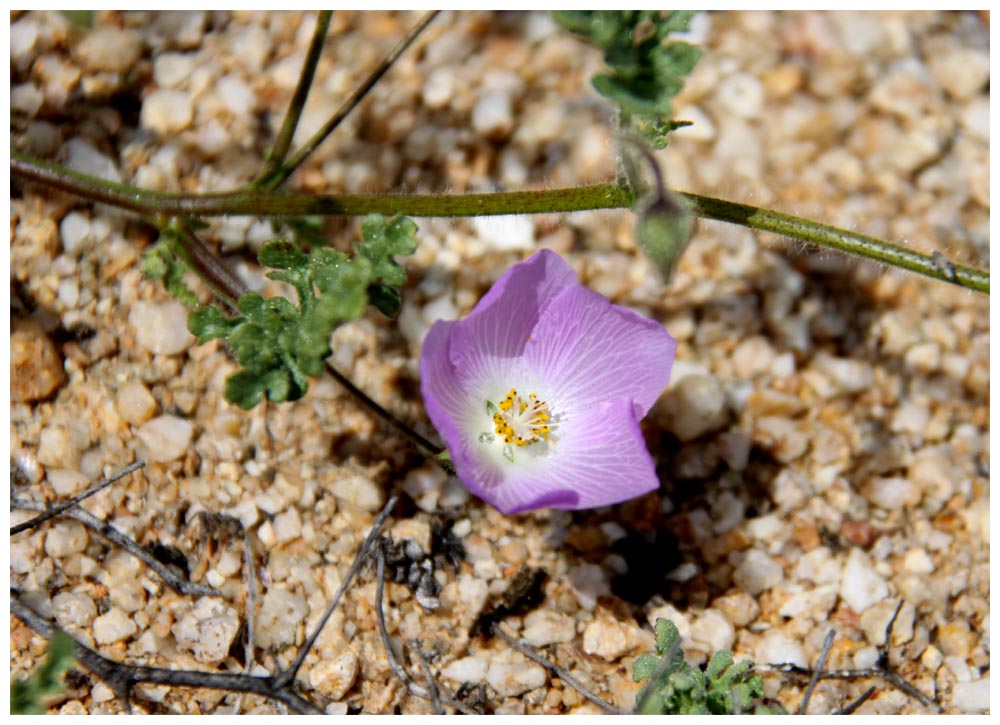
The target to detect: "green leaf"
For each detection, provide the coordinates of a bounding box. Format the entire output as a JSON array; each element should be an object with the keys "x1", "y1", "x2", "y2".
[
  {"x1": 367, "y1": 283, "x2": 402, "y2": 318},
  {"x1": 632, "y1": 653, "x2": 661, "y2": 682},
  {"x1": 188, "y1": 306, "x2": 239, "y2": 343},
  {"x1": 258, "y1": 238, "x2": 309, "y2": 270},
  {"x1": 11, "y1": 631, "x2": 75, "y2": 714},
  {"x1": 553, "y1": 10, "x2": 702, "y2": 147}
]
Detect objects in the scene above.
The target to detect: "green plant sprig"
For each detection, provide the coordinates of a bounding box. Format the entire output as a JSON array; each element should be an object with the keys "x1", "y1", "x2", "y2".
[{"x1": 11, "y1": 631, "x2": 76, "y2": 714}]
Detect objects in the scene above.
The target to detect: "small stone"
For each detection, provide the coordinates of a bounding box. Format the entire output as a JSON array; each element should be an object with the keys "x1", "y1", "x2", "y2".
[
  {"x1": 93, "y1": 607, "x2": 137, "y2": 645},
  {"x1": 441, "y1": 656, "x2": 488, "y2": 684},
  {"x1": 11, "y1": 319, "x2": 66, "y2": 403},
  {"x1": 272, "y1": 507, "x2": 302, "y2": 545},
  {"x1": 128, "y1": 300, "x2": 195, "y2": 355},
  {"x1": 569, "y1": 562, "x2": 610, "y2": 611},
  {"x1": 471, "y1": 90, "x2": 514, "y2": 139},
  {"x1": 330, "y1": 472, "x2": 385, "y2": 512},
  {"x1": 486, "y1": 660, "x2": 547, "y2": 697},
  {"x1": 711, "y1": 591, "x2": 760, "y2": 627},
  {"x1": 47, "y1": 468, "x2": 90, "y2": 497},
  {"x1": 859, "y1": 599, "x2": 914, "y2": 646},
  {"x1": 216, "y1": 75, "x2": 255, "y2": 116},
  {"x1": 583, "y1": 617, "x2": 641, "y2": 661},
  {"x1": 757, "y1": 629, "x2": 807, "y2": 668},
  {"x1": 422, "y1": 67, "x2": 455, "y2": 109},
  {"x1": 672, "y1": 105, "x2": 716, "y2": 141},
  {"x1": 471, "y1": 214, "x2": 535, "y2": 252},
  {"x1": 76, "y1": 27, "x2": 143, "y2": 73},
  {"x1": 116, "y1": 381, "x2": 157, "y2": 426},
  {"x1": 753, "y1": 416, "x2": 808, "y2": 463},
  {"x1": 660, "y1": 374, "x2": 729, "y2": 441},
  {"x1": 172, "y1": 597, "x2": 241, "y2": 664},
  {"x1": 901, "y1": 548, "x2": 935, "y2": 574},
  {"x1": 52, "y1": 591, "x2": 98, "y2": 628},
  {"x1": 951, "y1": 676, "x2": 989, "y2": 713},
  {"x1": 401, "y1": 465, "x2": 446, "y2": 513},
  {"x1": 256, "y1": 588, "x2": 308, "y2": 649},
  {"x1": 840, "y1": 548, "x2": 889, "y2": 613},
  {"x1": 927, "y1": 46, "x2": 989, "y2": 101},
  {"x1": 11, "y1": 82, "x2": 44, "y2": 116},
  {"x1": 141, "y1": 89, "x2": 195, "y2": 135},
  {"x1": 715, "y1": 72, "x2": 765, "y2": 119},
  {"x1": 522, "y1": 609, "x2": 576, "y2": 647},
  {"x1": 732, "y1": 549, "x2": 783, "y2": 595},
  {"x1": 91, "y1": 682, "x2": 116, "y2": 703},
  {"x1": 689, "y1": 609, "x2": 735, "y2": 653},
  {"x1": 62, "y1": 138, "x2": 121, "y2": 183},
  {"x1": 153, "y1": 52, "x2": 197, "y2": 88},
  {"x1": 136, "y1": 415, "x2": 194, "y2": 463},
  {"x1": 937, "y1": 621, "x2": 975, "y2": 659},
  {"x1": 812, "y1": 353, "x2": 874, "y2": 396},
  {"x1": 309, "y1": 650, "x2": 359, "y2": 699},
  {"x1": 863, "y1": 477, "x2": 919, "y2": 510},
  {"x1": 44, "y1": 520, "x2": 88, "y2": 558}
]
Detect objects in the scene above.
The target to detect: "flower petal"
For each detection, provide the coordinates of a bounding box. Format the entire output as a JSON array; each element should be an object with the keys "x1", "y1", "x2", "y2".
[
  {"x1": 494, "y1": 398, "x2": 659, "y2": 514},
  {"x1": 524, "y1": 283, "x2": 676, "y2": 415},
  {"x1": 419, "y1": 320, "x2": 469, "y2": 445},
  {"x1": 447, "y1": 249, "x2": 577, "y2": 389}
]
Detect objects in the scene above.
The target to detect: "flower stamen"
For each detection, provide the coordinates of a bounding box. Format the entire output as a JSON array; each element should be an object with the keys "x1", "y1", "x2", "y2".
[{"x1": 490, "y1": 388, "x2": 554, "y2": 449}]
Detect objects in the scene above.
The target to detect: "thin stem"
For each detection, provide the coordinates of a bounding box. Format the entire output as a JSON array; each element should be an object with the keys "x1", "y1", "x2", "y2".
[
  {"x1": 171, "y1": 219, "x2": 246, "y2": 308},
  {"x1": 12, "y1": 152, "x2": 989, "y2": 294},
  {"x1": 253, "y1": 11, "x2": 333, "y2": 186},
  {"x1": 680, "y1": 191, "x2": 989, "y2": 294},
  {"x1": 259, "y1": 10, "x2": 441, "y2": 190}
]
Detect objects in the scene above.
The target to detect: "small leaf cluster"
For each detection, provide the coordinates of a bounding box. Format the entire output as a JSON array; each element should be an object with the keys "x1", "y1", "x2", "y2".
[
  {"x1": 633, "y1": 619, "x2": 782, "y2": 715},
  {"x1": 188, "y1": 214, "x2": 417, "y2": 410},
  {"x1": 11, "y1": 631, "x2": 76, "y2": 714},
  {"x1": 552, "y1": 10, "x2": 702, "y2": 148},
  {"x1": 141, "y1": 224, "x2": 199, "y2": 307}
]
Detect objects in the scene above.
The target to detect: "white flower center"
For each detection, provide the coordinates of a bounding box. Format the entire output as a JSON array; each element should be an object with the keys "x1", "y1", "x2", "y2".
[{"x1": 478, "y1": 387, "x2": 557, "y2": 463}]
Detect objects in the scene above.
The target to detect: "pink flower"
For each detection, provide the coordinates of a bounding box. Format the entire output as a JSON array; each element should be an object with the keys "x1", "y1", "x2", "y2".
[{"x1": 420, "y1": 250, "x2": 676, "y2": 514}]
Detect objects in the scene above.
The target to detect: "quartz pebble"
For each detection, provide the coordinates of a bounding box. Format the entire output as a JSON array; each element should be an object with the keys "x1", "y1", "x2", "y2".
[
  {"x1": 44, "y1": 521, "x2": 88, "y2": 558},
  {"x1": 441, "y1": 656, "x2": 488, "y2": 684},
  {"x1": 76, "y1": 27, "x2": 143, "y2": 73},
  {"x1": 951, "y1": 676, "x2": 989, "y2": 713},
  {"x1": 486, "y1": 660, "x2": 547, "y2": 697},
  {"x1": 52, "y1": 591, "x2": 98, "y2": 629},
  {"x1": 136, "y1": 415, "x2": 195, "y2": 463},
  {"x1": 582, "y1": 617, "x2": 641, "y2": 661},
  {"x1": 128, "y1": 301, "x2": 195, "y2": 355},
  {"x1": 171, "y1": 598, "x2": 240, "y2": 664},
  {"x1": 471, "y1": 214, "x2": 535, "y2": 252},
  {"x1": 93, "y1": 607, "x2": 137, "y2": 645},
  {"x1": 330, "y1": 472, "x2": 385, "y2": 512},
  {"x1": 688, "y1": 609, "x2": 735, "y2": 653},
  {"x1": 309, "y1": 650, "x2": 359, "y2": 699},
  {"x1": 471, "y1": 90, "x2": 514, "y2": 139},
  {"x1": 522, "y1": 609, "x2": 576, "y2": 647},
  {"x1": 256, "y1": 588, "x2": 308, "y2": 649},
  {"x1": 840, "y1": 549, "x2": 889, "y2": 613},
  {"x1": 732, "y1": 549, "x2": 783, "y2": 596},
  {"x1": 757, "y1": 629, "x2": 807, "y2": 668},
  {"x1": 62, "y1": 138, "x2": 122, "y2": 183},
  {"x1": 47, "y1": 468, "x2": 90, "y2": 497},
  {"x1": 660, "y1": 374, "x2": 728, "y2": 441},
  {"x1": 116, "y1": 381, "x2": 157, "y2": 426},
  {"x1": 141, "y1": 89, "x2": 195, "y2": 135}
]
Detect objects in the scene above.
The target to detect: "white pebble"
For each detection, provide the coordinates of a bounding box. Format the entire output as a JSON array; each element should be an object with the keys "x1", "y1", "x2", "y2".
[
  {"x1": 486, "y1": 660, "x2": 546, "y2": 697},
  {"x1": 732, "y1": 549, "x2": 783, "y2": 596},
  {"x1": 661, "y1": 374, "x2": 728, "y2": 441},
  {"x1": 442, "y1": 656, "x2": 488, "y2": 684},
  {"x1": 93, "y1": 607, "x2": 137, "y2": 645},
  {"x1": 309, "y1": 650, "x2": 359, "y2": 699},
  {"x1": 171, "y1": 597, "x2": 241, "y2": 664},
  {"x1": 216, "y1": 75, "x2": 255, "y2": 116},
  {"x1": 330, "y1": 473, "x2": 385, "y2": 513},
  {"x1": 522, "y1": 609, "x2": 576, "y2": 647},
  {"x1": 129, "y1": 300, "x2": 195, "y2": 355},
  {"x1": 62, "y1": 138, "x2": 122, "y2": 183},
  {"x1": 76, "y1": 27, "x2": 143, "y2": 73},
  {"x1": 840, "y1": 548, "x2": 889, "y2": 613},
  {"x1": 272, "y1": 507, "x2": 302, "y2": 545},
  {"x1": 11, "y1": 82, "x2": 44, "y2": 116},
  {"x1": 57, "y1": 278, "x2": 79, "y2": 307},
  {"x1": 569, "y1": 562, "x2": 610, "y2": 611},
  {"x1": 928, "y1": 47, "x2": 989, "y2": 101},
  {"x1": 757, "y1": 629, "x2": 807, "y2": 668},
  {"x1": 689, "y1": 609, "x2": 735, "y2": 653},
  {"x1": 401, "y1": 465, "x2": 446, "y2": 513},
  {"x1": 47, "y1": 468, "x2": 90, "y2": 497},
  {"x1": 10, "y1": 18, "x2": 41, "y2": 67},
  {"x1": 812, "y1": 353, "x2": 874, "y2": 396},
  {"x1": 91, "y1": 682, "x2": 116, "y2": 703},
  {"x1": 864, "y1": 476, "x2": 919, "y2": 510},
  {"x1": 141, "y1": 89, "x2": 194, "y2": 135},
  {"x1": 422, "y1": 68, "x2": 455, "y2": 109},
  {"x1": 471, "y1": 214, "x2": 535, "y2": 252},
  {"x1": 52, "y1": 591, "x2": 97, "y2": 628},
  {"x1": 778, "y1": 584, "x2": 838, "y2": 620},
  {"x1": 471, "y1": 90, "x2": 514, "y2": 139},
  {"x1": 951, "y1": 676, "x2": 989, "y2": 713},
  {"x1": 136, "y1": 415, "x2": 194, "y2": 463},
  {"x1": 672, "y1": 104, "x2": 716, "y2": 141},
  {"x1": 256, "y1": 588, "x2": 308, "y2": 649},
  {"x1": 153, "y1": 52, "x2": 197, "y2": 88},
  {"x1": 715, "y1": 72, "x2": 764, "y2": 119},
  {"x1": 44, "y1": 521, "x2": 88, "y2": 558},
  {"x1": 116, "y1": 381, "x2": 157, "y2": 426},
  {"x1": 582, "y1": 618, "x2": 638, "y2": 661}
]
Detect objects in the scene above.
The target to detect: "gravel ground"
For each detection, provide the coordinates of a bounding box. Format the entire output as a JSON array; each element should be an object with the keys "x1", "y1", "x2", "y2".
[{"x1": 10, "y1": 10, "x2": 989, "y2": 715}]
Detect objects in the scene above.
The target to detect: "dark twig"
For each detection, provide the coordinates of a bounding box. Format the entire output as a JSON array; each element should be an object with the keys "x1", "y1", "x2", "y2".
[
  {"x1": 260, "y1": 10, "x2": 441, "y2": 189},
  {"x1": 274, "y1": 495, "x2": 399, "y2": 688},
  {"x1": 254, "y1": 10, "x2": 334, "y2": 185},
  {"x1": 834, "y1": 686, "x2": 877, "y2": 715},
  {"x1": 494, "y1": 623, "x2": 625, "y2": 715},
  {"x1": 799, "y1": 628, "x2": 836, "y2": 714},
  {"x1": 10, "y1": 461, "x2": 145, "y2": 535},
  {"x1": 10, "y1": 499, "x2": 219, "y2": 598},
  {"x1": 11, "y1": 592, "x2": 322, "y2": 714},
  {"x1": 412, "y1": 643, "x2": 444, "y2": 715}
]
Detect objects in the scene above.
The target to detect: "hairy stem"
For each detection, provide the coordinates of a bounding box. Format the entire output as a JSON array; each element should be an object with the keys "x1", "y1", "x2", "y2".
[
  {"x1": 257, "y1": 10, "x2": 440, "y2": 190},
  {"x1": 253, "y1": 10, "x2": 333, "y2": 185},
  {"x1": 12, "y1": 152, "x2": 988, "y2": 294}
]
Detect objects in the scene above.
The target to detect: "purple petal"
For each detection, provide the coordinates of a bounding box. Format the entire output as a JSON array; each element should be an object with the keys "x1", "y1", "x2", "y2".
[
  {"x1": 447, "y1": 249, "x2": 577, "y2": 387},
  {"x1": 495, "y1": 398, "x2": 660, "y2": 514},
  {"x1": 524, "y1": 283, "x2": 676, "y2": 415}
]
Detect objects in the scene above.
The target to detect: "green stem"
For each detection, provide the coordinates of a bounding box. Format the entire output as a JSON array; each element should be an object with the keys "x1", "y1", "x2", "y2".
[
  {"x1": 680, "y1": 192, "x2": 989, "y2": 294},
  {"x1": 258, "y1": 10, "x2": 440, "y2": 190},
  {"x1": 12, "y1": 152, "x2": 988, "y2": 294},
  {"x1": 253, "y1": 10, "x2": 333, "y2": 186}
]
